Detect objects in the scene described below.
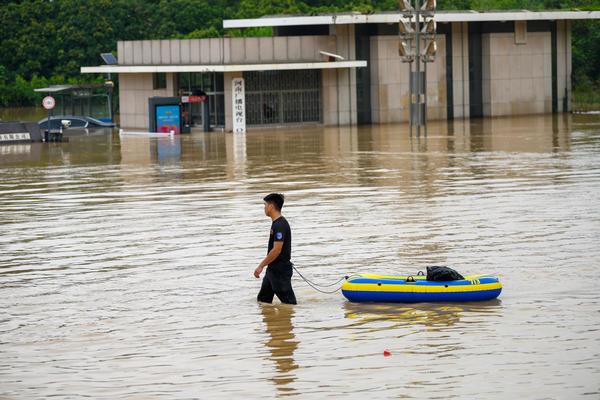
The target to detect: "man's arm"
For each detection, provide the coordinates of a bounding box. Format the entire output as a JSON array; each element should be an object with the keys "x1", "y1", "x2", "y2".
[{"x1": 254, "y1": 241, "x2": 283, "y2": 278}]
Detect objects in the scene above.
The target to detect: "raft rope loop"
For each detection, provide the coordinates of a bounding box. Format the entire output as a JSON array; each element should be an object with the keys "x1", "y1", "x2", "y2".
[
  {"x1": 291, "y1": 264, "x2": 359, "y2": 294},
  {"x1": 291, "y1": 265, "x2": 428, "y2": 294}
]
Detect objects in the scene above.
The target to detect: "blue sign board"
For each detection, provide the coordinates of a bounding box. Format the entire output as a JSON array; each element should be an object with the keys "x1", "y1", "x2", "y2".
[{"x1": 155, "y1": 105, "x2": 181, "y2": 134}]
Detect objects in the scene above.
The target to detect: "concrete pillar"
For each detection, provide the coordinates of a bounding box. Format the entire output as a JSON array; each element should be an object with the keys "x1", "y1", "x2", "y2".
[
  {"x1": 481, "y1": 33, "x2": 491, "y2": 116},
  {"x1": 451, "y1": 22, "x2": 470, "y2": 119},
  {"x1": 167, "y1": 73, "x2": 177, "y2": 96},
  {"x1": 117, "y1": 74, "x2": 134, "y2": 128},
  {"x1": 556, "y1": 20, "x2": 566, "y2": 113},
  {"x1": 330, "y1": 24, "x2": 358, "y2": 126},
  {"x1": 322, "y1": 69, "x2": 339, "y2": 126},
  {"x1": 369, "y1": 36, "x2": 380, "y2": 124},
  {"x1": 348, "y1": 25, "x2": 358, "y2": 125},
  {"x1": 566, "y1": 20, "x2": 572, "y2": 112},
  {"x1": 557, "y1": 20, "x2": 572, "y2": 112}
]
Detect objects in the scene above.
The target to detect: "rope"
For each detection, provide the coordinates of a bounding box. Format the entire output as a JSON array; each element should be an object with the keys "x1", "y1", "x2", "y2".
[{"x1": 291, "y1": 264, "x2": 359, "y2": 294}]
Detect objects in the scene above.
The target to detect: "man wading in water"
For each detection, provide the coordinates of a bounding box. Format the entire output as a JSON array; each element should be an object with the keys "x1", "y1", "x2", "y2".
[{"x1": 254, "y1": 193, "x2": 297, "y2": 305}]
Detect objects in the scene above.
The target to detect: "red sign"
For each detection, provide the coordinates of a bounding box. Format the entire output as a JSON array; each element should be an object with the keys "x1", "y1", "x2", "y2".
[{"x1": 188, "y1": 95, "x2": 207, "y2": 103}]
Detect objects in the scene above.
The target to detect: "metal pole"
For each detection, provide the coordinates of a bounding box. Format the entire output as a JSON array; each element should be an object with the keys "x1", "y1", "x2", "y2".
[
  {"x1": 415, "y1": 0, "x2": 421, "y2": 138},
  {"x1": 107, "y1": 72, "x2": 113, "y2": 123},
  {"x1": 424, "y1": 61, "x2": 428, "y2": 137},
  {"x1": 409, "y1": 59, "x2": 413, "y2": 137},
  {"x1": 47, "y1": 106, "x2": 51, "y2": 142}
]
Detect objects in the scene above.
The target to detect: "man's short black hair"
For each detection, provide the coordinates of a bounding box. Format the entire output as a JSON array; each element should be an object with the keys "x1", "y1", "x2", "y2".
[{"x1": 263, "y1": 193, "x2": 285, "y2": 211}]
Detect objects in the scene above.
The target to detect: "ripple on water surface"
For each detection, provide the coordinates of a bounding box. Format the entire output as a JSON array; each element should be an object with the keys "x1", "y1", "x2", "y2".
[{"x1": 1, "y1": 115, "x2": 600, "y2": 398}]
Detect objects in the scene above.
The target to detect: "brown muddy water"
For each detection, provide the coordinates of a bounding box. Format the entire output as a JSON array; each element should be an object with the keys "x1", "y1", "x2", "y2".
[{"x1": 1, "y1": 114, "x2": 599, "y2": 399}]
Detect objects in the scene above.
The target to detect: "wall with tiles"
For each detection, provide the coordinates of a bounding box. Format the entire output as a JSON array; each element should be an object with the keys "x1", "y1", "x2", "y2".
[
  {"x1": 369, "y1": 34, "x2": 447, "y2": 124},
  {"x1": 118, "y1": 73, "x2": 175, "y2": 129},
  {"x1": 117, "y1": 36, "x2": 338, "y2": 65},
  {"x1": 482, "y1": 32, "x2": 552, "y2": 116}
]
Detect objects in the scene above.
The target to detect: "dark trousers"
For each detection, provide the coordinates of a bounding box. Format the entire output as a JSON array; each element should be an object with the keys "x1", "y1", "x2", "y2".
[{"x1": 257, "y1": 269, "x2": 297, "y2": 305}]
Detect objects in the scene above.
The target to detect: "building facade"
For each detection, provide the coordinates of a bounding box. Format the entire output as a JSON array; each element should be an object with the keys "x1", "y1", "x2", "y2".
[{"x1": 81, "y1": 11, "x2": 599, "y2": 131}]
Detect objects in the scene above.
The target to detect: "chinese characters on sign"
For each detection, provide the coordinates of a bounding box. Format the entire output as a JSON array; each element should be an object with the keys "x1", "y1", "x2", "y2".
[
  {"x1": 232, "y1": 78, "x2": 246, "y2": 134},
  {"x1": 0, "y1": 133, "x2": 31, "y2": 142}
]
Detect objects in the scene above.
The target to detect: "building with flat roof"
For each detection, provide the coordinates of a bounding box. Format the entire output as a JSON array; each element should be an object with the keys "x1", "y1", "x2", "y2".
[{"x1": 81, "y1": 10, "x2": 599, "y2": 131}]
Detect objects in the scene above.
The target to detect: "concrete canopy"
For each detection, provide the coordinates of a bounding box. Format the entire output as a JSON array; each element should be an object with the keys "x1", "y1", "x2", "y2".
[
  {"x1": 81, "y1": 61, "x2": 367, "y2": 74},
  {"x1": 223, "y1": 10, "x2": 600, "y2": 28}
]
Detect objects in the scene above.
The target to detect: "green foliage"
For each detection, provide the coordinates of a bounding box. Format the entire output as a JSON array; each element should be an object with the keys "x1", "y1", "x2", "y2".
[
  {"x1": 0, "y1": 73, "x2": 102, "y2": 107},
  {"x1": 227, "y1": 27, "x2": 274, "y2": 37},
  {"x1": 572, "y1": 20, "x2": 600, "y2": 88},
  {"x1": 0, "y1": 75, "x2": 46, "y2": 107},
  {"x1": 184, "y1": 27, "x2": 222, "y2": 39},
  {"x1": 0, "y1": 0, "x2": 598, "y2": 106},
  {"x1": 573, "y1": 83, "x2": 600, "y2": 111}
]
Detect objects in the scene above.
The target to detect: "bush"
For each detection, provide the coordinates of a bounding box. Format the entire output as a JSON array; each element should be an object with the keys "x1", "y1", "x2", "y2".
[
  {"x1": 0, "y1": 74, "x2": 102, "y2": 107},
  {"x1": 573, "y1": 80, "x2": 600, "y2": 111}
]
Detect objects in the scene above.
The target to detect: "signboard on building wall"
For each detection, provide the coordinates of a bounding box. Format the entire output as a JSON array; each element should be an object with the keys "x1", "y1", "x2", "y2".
[
  {"x1": 232, "y1": 78, "x2": 246, "y2": 134},
  {"x1": 155, "y1": 104, "x2": 181, "y2": 134}
]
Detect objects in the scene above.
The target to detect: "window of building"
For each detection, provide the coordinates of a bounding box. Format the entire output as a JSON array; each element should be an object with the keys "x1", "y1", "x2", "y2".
[
  {"x1": 153, "y1": 73, "x2": 167, "y2": 89},
  {"x1": 177, "y1": 72, "x2": 225, "y2": 127},
  {"x1": 243, "y1": 70, "x2": 321, "y2": 125}
]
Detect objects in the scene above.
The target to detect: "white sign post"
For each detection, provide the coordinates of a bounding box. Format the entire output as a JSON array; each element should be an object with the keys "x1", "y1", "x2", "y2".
[
  {"x1": 232, "y1": 78, "x2": 246, "y2": 134},
  {"x1": 42, "y1": 96, "x2": 56, "y2": 137}
]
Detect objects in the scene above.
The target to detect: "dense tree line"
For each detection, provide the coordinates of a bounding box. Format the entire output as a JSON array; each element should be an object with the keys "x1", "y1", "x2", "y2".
[{"x1": 0, "y1": 0, "x2": 598, "y2": 106}]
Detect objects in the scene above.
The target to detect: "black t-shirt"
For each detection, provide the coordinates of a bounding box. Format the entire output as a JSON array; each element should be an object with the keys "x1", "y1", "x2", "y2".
[{"x1": 267, "y1": 216, "x2": 292, "y2": 273}]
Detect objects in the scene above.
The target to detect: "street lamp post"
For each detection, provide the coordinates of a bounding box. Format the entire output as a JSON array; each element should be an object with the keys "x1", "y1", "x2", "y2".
[{"x1": 399, "y1": 0, "x2": 436, "y2": 137}]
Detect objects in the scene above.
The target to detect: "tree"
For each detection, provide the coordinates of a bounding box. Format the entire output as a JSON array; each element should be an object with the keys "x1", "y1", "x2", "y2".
[{"x1": 0, "y1": 0, "x2": 598, "y2": 106}]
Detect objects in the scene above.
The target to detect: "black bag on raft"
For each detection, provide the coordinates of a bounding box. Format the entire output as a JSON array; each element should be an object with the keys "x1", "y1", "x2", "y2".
[{"x1": 426, "y1": 266, "x2": 465, "y2": 281}]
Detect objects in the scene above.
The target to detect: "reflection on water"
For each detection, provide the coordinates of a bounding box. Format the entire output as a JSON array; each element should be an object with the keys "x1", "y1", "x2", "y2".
[
  {"x1": 344, "y1": 300, "x2": 503, "y2": 331},
  {"x1": 156, "y1": 137, "x2": 182, "y2": 164},
  {"x1": 0, "y1": 143, "x2": 36, "y2": 164},
  {"x1": 0, "y1": 114, "x2": 579, "y2": 168},
  {"x1": 261, "y1": 304, "x2": 298, "y2": 396},
  {"x1": 1, "y1": 113, "x2": 600, "y2": 398},
  {"x1": 225, "y1": 132, "x2": 247, "y2": 180}
]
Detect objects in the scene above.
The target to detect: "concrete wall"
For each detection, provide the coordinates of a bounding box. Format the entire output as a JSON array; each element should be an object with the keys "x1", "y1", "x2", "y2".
[
  {"x1": 118, "y1": 39, "x2": 224, "y2": 65},
  {"x1": 369, "y1": 34, "x2": 447, "y2": 124},
  {"x1": 118, "y1": 73, "x2": 176, "y2": 129},
  {"x1": 481, "y1": 31, "x2": 552, "y2": 116},
  {"x1": 117, "y1": 36, "x2": 338, "y2": 65}
]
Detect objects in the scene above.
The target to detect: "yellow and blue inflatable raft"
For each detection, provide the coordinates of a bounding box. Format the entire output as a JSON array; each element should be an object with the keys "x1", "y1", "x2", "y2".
[{"x1": 342, "y1": 273, "x2": 502, "y2": 303}]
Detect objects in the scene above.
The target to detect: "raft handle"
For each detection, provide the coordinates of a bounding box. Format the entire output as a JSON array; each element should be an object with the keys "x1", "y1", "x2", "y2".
[
  {"x1": 406, "y1": 276, "x2": 416, "y2": 283},
  {"x1": 417, "y1": 271, "x2": 425, "y2": 276}
]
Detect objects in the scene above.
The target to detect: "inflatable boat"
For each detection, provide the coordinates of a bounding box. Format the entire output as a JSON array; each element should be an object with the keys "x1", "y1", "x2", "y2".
[{"x1": 341, "y1": 273, "x2": 502, "y2": 303}]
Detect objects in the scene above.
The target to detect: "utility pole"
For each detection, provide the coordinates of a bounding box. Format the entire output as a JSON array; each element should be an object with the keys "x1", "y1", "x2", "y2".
[{"x1": 399, "y1": 0, "x2": 437, "y2": 137}]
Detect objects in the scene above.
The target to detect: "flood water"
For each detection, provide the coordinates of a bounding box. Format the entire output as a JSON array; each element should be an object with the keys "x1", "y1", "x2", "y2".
[{"x1": 1, "y1": 114, "x2": 599, "y2": 399}]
